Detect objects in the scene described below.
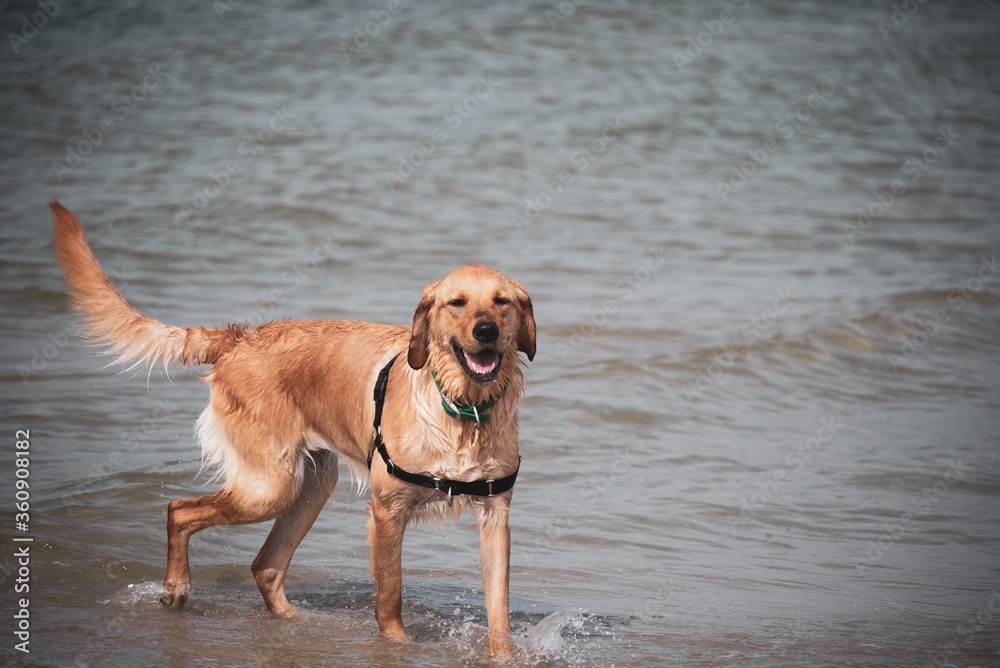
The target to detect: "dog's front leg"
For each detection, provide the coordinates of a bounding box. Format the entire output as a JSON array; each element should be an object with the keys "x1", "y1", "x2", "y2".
[
  {"x1": 479, "y1": 500, "x2": 513, "y2": 656},
  {"x1": 367, "y1": 498, "x2": 410, "y2": 642}
]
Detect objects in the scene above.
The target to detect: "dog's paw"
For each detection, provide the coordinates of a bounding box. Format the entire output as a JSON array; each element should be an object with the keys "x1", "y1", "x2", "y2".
[
  {"x1": 488, "y1": 630, "x2": 512, "y2": 657},
  {"x1": 273, "y1": 605, "x2": 300, "y2": 619},
  {"x1": 379, "y1": 629, "x2": 413, "y2": 644},
  {"x1": 159, "y1": 581, "x2": 191, "y2": 608}
]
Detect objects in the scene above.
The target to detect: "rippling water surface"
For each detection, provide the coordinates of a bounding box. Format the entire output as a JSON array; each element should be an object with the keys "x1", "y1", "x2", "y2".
[{"x1": 2, "y1": 1, "x2": 999, "y2": 666}]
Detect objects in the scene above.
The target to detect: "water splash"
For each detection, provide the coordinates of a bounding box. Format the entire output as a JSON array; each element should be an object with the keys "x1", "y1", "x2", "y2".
[
  {"x1": 525, "y1": 607, "x2": 588, "y2": 655},
  {"x1": 102, "y1": 581, "x2": 163, "y2": 607}
]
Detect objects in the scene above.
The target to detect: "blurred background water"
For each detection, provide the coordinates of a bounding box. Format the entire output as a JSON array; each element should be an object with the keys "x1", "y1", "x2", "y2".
[{"x1": 1, "y1": 0, "x2": 999, "y2": 665}]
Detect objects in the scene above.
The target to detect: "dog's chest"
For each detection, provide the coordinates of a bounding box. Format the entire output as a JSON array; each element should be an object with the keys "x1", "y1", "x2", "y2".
[{"x1": 408, "y1": 419, "x2": 503, "y2": 480}]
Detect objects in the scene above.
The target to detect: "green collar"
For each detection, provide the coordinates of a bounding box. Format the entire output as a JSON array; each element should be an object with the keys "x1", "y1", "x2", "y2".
[{"x1": 430, "y1": 366, "x2": 505, "y2": 423}]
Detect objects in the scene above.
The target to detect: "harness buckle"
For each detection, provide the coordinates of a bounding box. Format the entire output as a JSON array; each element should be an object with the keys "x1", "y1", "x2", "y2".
[
  {"x1": 447, "y1": 487, "x2": 454, "y2": 507},
  {"x1": 487, "y1": 480, "x2": 494, "y2": 496}
]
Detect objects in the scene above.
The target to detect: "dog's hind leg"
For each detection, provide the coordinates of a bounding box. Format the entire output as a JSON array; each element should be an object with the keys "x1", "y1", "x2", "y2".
[
  {"x1": 160, "y1": 471, "x2": 299, "y2": 609},
  {"x1": 251, "y1": 450, "x2": 339, "y2": 616}
]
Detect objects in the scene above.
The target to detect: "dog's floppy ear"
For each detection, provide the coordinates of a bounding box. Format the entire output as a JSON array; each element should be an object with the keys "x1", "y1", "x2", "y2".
[
  {"x1": 515, "y1": 284, "x2": 536, "y2": 361},
  {"x1": 408, "y1": 282, "x2": 438, "y2": 369}
]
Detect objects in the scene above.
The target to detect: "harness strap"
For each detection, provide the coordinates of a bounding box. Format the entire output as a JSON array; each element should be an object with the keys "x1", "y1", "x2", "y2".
[
  {"x1": 367, "y1": 352, "x2": 400, "y2": 470},
  {"x1": 366, "y1": 353, "x2": 520, "y2": 497}
]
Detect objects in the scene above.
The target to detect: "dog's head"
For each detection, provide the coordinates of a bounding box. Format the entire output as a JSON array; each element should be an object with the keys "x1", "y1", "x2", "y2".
[{"x1": 407, "y1": 264, "x2": 535, "y2": 395}]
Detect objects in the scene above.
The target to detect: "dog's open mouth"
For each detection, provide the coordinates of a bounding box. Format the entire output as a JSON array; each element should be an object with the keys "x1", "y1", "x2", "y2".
[{"x1": 453, "y1": 343, "x2": 503, "y2": 385}]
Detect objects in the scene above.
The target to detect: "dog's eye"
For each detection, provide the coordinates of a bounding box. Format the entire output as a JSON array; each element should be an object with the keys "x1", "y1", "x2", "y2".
[
  {"x1": 448, "y1": 298, "x2": 466, "y2": 308},
  {"x1": 494, "y1": 296, "x2": 511, "y2": 306}
]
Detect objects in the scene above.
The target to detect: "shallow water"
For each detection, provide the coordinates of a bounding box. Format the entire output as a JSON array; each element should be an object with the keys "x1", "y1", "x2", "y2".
[{"x1": 2, "y1": 1, "x2": 999, "y2": 665}]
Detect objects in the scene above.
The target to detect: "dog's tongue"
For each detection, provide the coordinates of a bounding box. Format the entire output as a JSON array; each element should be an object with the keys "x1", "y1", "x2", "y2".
[{"x1": 465, "y1": 349, "x2": 499, "y2": 374}]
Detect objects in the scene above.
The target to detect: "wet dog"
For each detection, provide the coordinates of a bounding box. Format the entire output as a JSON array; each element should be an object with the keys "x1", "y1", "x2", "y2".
[{"x1": 50, "y1": 201, "x2": 534, "y2": 654}]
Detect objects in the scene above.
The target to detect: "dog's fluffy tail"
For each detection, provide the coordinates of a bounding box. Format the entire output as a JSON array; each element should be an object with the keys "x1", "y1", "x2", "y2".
[{"x1": 50, "y1": 200, "x2": 244, "y2": 372}]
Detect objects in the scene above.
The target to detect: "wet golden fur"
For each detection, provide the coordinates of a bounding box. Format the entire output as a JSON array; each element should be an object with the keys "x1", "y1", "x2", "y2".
[{"x1": 50, "y1": 201, "x2": 535, "y2": 654}]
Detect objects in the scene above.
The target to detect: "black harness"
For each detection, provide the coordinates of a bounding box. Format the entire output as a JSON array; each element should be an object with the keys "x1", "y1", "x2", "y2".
[{"x1": 366, "y1": 353, "x2": 521, "y2": 499}]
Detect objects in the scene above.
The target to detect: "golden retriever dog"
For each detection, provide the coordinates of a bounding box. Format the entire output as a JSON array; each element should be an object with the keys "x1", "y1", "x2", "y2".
[{"x1": 50, "y1": 201, "x2": 535, "y2": 654}]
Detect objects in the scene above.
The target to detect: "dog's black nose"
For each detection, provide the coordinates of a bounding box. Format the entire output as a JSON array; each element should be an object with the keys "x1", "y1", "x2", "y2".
[{"x1": 472, "y1": 320, "x2": 499, "y2": 343}]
